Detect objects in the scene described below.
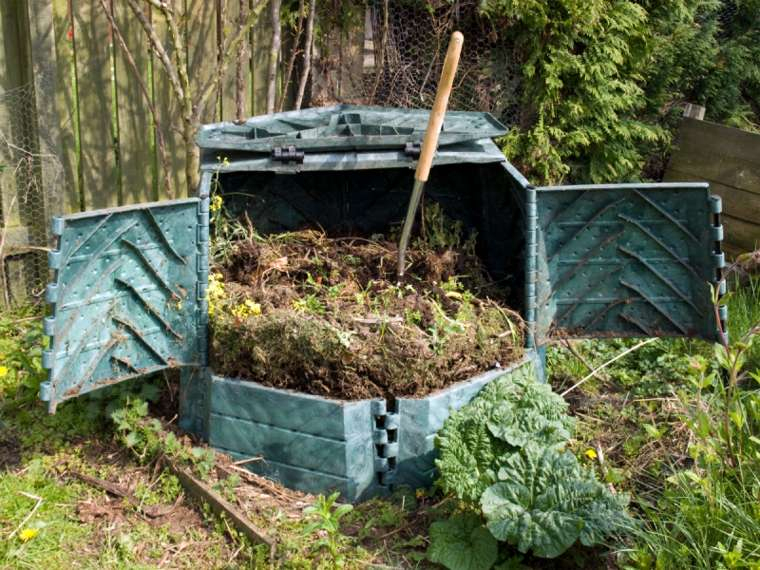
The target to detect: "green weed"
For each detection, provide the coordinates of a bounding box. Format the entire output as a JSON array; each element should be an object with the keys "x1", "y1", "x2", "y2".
[{"x1": 303, "y1": 492, "x2": 354, "y2": 567}]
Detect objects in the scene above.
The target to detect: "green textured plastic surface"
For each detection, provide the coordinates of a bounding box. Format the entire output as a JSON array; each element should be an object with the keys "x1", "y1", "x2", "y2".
[
  {"x1": 197, "y1": 105, "x2": 507, "y2": 153},
  {"x1": 200, "y1": 352, "x2": 539, "y2": 502},
  {"x1": 40, "y1": 198, "x2": 209, "y2": 412},
  {"x1": 207, "y1": 378, "x2": 381, "y2": 501},
  {"x1": 533, "y1": 183, "x2": 725, "y2": 343}
]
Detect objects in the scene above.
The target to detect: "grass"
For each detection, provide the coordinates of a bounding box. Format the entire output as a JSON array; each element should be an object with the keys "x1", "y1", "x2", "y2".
[
  {"x1": 1, "y1": 271, "x2": 758, "y2": 568},
  {"x1": 548, "y1": 274, "x2": 760, "y2": 570},
  {"x1": 727, "y1": 275, "x2": 760, "y2": 369},
  {"x1": 0, "y1": 460, "x2": 91, "y2": 569}
]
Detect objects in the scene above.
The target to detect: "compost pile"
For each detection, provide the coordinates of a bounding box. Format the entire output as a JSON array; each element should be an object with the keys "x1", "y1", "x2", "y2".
[{"x1": 209, "y1": 209, "x2": 524, "y2": 400}]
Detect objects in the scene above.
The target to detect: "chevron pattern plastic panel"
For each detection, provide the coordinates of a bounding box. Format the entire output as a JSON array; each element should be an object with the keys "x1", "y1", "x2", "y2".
[
  {"x1": 533, "y1": 183, "x2": 725, "y2": 343},
  {"x1": 40, "y1": 198, "x2": 208, "y2": 412}
]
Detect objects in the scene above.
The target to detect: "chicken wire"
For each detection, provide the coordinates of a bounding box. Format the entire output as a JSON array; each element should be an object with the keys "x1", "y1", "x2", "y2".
[
  {"x1": 360, "y1": 1, "x2": 522, "y2": 127},
  {"x1": 0, "y1": 77, "x2": 64, "y2": 309}
]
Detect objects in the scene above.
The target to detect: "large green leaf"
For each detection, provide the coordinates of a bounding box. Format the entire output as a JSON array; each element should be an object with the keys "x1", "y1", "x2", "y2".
[
  {"x1": 435, "y1": 370, "x2": 574, "y2": 502},
  {"x1": 480, "y1": 444, "x2": 631, "y2": 559},
  {"x1": 427, "y1": 512, "x2": 498, "y2": 570}
]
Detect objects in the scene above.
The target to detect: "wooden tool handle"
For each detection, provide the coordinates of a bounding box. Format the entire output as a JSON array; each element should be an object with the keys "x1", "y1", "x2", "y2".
[{"x1": 414, "y1": 31, "x2": 464, "y2": 183}]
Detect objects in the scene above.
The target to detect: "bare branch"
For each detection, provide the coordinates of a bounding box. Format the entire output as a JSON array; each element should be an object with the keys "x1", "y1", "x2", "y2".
[
  {"x1": 98, "y1": 0, "x2": 174, "y2": 198},
  {"x1": 294, "y1": 0, "x2": 315, "y2": 110},
  {"x1": 144, "y1": 0, "x2": 173, "y2": 13},
  {"x1": 150, "y1": 0, "x2": 193, "y2": 121},
  {"x1": 197, "y1": 0, "x2": 267, "y2": 111},
  {"x1": 278, "y1": 0, "x2": 305, "y2": 112},
  {"x1": 266, "y1": 0, "x2": 282, "y2": 113},
  {"x1": 124, "y1": 0, "x2": 185, "y2": 103}
]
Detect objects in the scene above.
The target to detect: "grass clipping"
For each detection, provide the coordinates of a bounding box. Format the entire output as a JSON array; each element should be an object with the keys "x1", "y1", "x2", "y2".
[{"x1": 209, "y1": 205, "x2": 524, "y2": 400}]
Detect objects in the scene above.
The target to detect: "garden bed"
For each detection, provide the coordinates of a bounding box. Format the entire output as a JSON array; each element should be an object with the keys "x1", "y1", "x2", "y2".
[{"x1": 207, "y1": 205, "x2": 525, "y2": 401}]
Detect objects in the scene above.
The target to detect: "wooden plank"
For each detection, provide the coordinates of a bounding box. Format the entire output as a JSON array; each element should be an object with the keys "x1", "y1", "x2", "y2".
[
  {"x1": 153, "y1": 5, "x2": 185, "y2": 199},
  {"x1": 250, "y1": 6, "x2": 270, "y2": 115},
  {"x1": 167, "y1": 460, "x2": 274, "y2": 552},
  {"x1": 668, "y1": 151, "x2": 760, "y2": 196},
  {"x1": 721, "y1": 214, "x2": 759, "y2": 254},
  {"x1": 220, "y1": 0, "x2": 247, "y2": 121},
  {"x1": 665, "y1": 117, "x2": 760, "y2": 256},
  {"x1": 186, "y1": 0, "x2": 218, "y2": 125},
  {"x1": 114, "y1": 0, "x2": 154, "y2": 205},
  {"x1": 676, "y1": 117, "x2": 760, "y2": 168},
  {"x1": 51, "y1": 0, "x2": 84, "y2": 213},
  {"x1": 73, "y1": 0, "x2": 119, "y2": 209},
  {"x1": 26, "y1": 0, "x2": 67, "y2": 219},
  {"x1": 0, "y1": 0, "x2": 32, "y2": 230},
  {"x1": 666, "y1": 169, "x2": 760, "y2": 225}
]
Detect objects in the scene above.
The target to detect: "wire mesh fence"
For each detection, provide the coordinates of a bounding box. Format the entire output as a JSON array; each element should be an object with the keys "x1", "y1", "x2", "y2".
[
  {"x1": 0, "y1": 2, "x2": 521, "y2": 310},
  {"x1": 0, "y1": 76, "x2": 65, "y2": 309},
  {"x1": 360, "y1": 1, "x2": 523, "y2": 127}
]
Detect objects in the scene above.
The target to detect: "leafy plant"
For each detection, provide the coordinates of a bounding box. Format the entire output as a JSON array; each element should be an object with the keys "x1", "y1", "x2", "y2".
[
  {"x1": 481, "y1": 443, "x2": 632, "y2": 559},
  {"x1": 303, "y1": 492, "x2": 353, "y2": 567},
  {"x1": 622, "y1": 276, "x2": 760, "y2": 569},
  {"x1": 479, "y1": 0, "x2": 760, "y2": 184},
  {"x1": 430, "y1": 371, "x2": 630, "y2": 563},
  {"x1": 436, "y1": 369, "x2": 574, "y2": 502},
  {"x1": 427, "y1": 512, "x2": 498, "y2": 570}
]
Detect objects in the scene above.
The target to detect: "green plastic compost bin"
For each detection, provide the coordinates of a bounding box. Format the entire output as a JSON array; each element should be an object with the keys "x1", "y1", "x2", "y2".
[{"x1": 40, "y1": 106, "x2": 727, "y2": 501}]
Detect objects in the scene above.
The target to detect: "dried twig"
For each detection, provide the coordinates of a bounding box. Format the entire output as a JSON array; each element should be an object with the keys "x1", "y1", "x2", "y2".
[
  {"x1": 560, "y1": 338, "x2": 658, "y2": 397},
  {"x1": 232, "y1": 456, "x2": 263, "y2": 466},
  {"x1": 8, "y1": 492, "x2": 43, "y2": 539},
  {"x1": 69, "y1": 470, "x2": 181, "y2": 518}
]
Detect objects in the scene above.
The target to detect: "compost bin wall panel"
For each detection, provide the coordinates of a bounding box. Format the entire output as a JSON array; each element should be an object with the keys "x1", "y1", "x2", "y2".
[
  {"x1": 533, "y1": 184, "x2": 721, "y2": 343},
  {"x1": 207, "y1": 377, "x2": 379, "y2": 501},
  {"x1": 393, "y1": 353, "x2": 538, "y2": 490},
  {"x1": 41, "y1": 198, "x2": 205, "y2": 411}
]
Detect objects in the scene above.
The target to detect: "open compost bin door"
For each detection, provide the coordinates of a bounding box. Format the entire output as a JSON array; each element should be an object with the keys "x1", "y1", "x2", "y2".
[
  {"x1": 532, "y1": 182, "x2": 725, "y2": 345},
  {"x1": 40, "y1": 198, "x2": 209, "y2": 412}
]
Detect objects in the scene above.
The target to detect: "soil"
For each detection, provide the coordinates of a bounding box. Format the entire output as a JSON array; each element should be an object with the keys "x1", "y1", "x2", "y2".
[{"x1": 209, "y1": 219, "x2": 524, "y2": 401}]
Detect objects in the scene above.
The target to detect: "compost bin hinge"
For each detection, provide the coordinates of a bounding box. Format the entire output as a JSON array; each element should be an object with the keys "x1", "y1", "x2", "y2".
[
  {"x1": 271, "y1": 145, "x2": 305, "y2": 164},
  {"x1": 196, "y1": 191, "x2": 211, "y2": 366},
  {"x1": 709, "y1": 194, "x2": 728, "y2": 345},
  {"x1": 371, "y1": 400, "x2": 399, "y2": 487},
  {"x1": 404, "y1": 142, "x2": 421, "y2": 158}
]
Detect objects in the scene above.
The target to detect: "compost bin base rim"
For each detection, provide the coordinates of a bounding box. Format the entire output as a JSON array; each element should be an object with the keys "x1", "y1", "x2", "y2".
[{"x1": 180, "y1": 349, "x2": 542, "y2": 502}]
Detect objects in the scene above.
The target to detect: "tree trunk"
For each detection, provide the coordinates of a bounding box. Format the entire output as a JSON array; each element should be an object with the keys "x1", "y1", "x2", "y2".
[
  {"x1": 184, "y1": 120, "x2": 201, "y2": 195},
  {"x1": 277, "y1": 0, "x2": 304, "y2": 112},
  {"x1": 266, "y1": 0, "x2": 282, "y2": 113},
  {"x1": 294, "y1": 0, "x2": 315, "y2": 110},
  {"x1": 235, "y1": 0, "x2": 247, "y2": 122}
]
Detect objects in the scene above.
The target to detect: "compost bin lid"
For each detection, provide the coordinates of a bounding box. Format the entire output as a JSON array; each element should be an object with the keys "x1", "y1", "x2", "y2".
[{"x1": 196, "y1": 105, "x2": 507, "y2": 153}]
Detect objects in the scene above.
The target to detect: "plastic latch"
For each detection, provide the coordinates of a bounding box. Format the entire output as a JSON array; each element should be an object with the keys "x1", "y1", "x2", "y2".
[
  {"x1": 271, "y1": 145, "x2": 304, "y2": 164},
  {"x1": 404, "y1": 142, "x2": 421, "y2": 158}
]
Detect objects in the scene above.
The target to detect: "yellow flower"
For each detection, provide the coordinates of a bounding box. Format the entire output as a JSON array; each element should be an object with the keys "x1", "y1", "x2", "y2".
[
  {"x1": 232, "y1": 299, "x2": 262, "y2": 319},
  {"x1": 19, "y1": 528, "x2": 39, "y2": 542},
  {"x1": 209, "y1": 194, "x2": 223, "y2": 213},
  {"x1": 584, "y1": 448, "x2": 598, "y2": 460},
  {"x1": 0, "y1": 365, "x2": 9, "y2": 377}
]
